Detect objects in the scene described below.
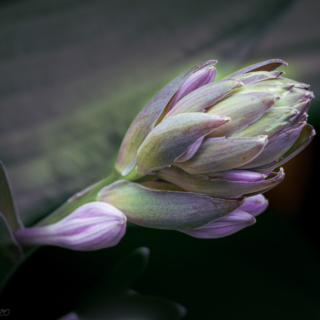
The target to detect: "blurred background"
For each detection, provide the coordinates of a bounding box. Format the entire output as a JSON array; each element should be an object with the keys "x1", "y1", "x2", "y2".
[{"x1": 0, "y1": 0, "x2": 320, "y2": 319}]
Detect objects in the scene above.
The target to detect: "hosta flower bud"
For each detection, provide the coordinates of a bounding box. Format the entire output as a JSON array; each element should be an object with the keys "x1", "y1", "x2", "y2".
[
  {"x1": 13, "y1": 202, "x2": 126, "y2": 251},
  {"x1": 115, "y1": 58, "x2": 315, "y2": 181},
  {"x1": 180, "y1": 194, "x2": 267, "y2": 238}
]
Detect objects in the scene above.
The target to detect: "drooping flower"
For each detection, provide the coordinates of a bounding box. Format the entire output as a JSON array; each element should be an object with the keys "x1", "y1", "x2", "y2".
[{"x1": 13, "y1": 202, "x2": 126, "y2": 251}]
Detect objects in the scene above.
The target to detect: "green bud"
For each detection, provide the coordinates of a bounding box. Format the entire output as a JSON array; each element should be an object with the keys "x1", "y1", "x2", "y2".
[
  {"x1": 175, "y1": 136, "x2": 268, "y2": 174},
  {"x1": 98, "y1": 181, "x2": 244, "y2": 230}
]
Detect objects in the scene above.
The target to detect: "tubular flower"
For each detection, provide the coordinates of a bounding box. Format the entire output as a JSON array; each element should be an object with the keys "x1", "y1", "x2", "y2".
[{"x1": 13, "y1": 202, "x2": 126, "y2": 251}]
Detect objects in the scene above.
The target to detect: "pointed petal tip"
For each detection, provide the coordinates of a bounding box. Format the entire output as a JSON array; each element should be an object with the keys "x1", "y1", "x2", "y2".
[
  {"x1": 307, "y1": 91, "x2": 315, "y2": 99},
  {"x1": 209, "y1": 115, "x2": 231, "y2": 123},
  {"x1": 279, "y1": 167, "x2": 285, "y2": 177},
  {"x1": 258, "y1": 135, "x2": 268, "y2": 143},
  {"x1": 204, "y1": 60, "x2": 218, "y2": 67},
  {"x1": 250, "y1": 216, "x2": 257, "y2": 225}
]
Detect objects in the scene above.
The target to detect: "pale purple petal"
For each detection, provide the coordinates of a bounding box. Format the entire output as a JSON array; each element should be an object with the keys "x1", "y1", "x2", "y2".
[
  {"x1": 180, "y1": 210, "x2": 255, "y2": 239},
  {"x1": 240, "y1": 194, "x2": 269, "y2": 217},
  {"x1": 207, "y1": 170, "x2": 266, "y2": 182},
  {"x1": 169, "y1": 65, "x2": 217, "y2": 108},
  {"x1": 13, "y1": 202, "x2": 127, "y2": 251}
]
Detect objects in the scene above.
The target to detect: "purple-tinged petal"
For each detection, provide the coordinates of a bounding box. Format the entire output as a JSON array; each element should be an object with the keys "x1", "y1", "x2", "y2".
[
  {"x1": 175, "y1": 136, "x2": 204, "y2": 163},
  {"x1": 115, "y1": 60, "x2": 217, "y2": 176},
  {"x1": 13, "y1": 202, "x2": 126, "y2": 251},
  {"x1": 136, "y1": 113, "x2": 229, "y2": 175},
  {"x1": 158, "y1": 166, "x2": 284, "y2": 197},
  {"x1": 240, "y1": 194, "x2": 269, "y2": 216},
  {"x1": 240, "y1": 120, "x2": 306, "y2": 169},
  {"x1": 168, "y1": 66, "x2": 217, "y2": 109},
  {"x1": 207, "y1": 92, "x2": 279, "y2": 137},
  {"x1": 98, "y1": 180, "x2": 244, "y2": 230},
  {"x1": 174, "y1": 136, "x2": 268, "y2": 174},
  {"x1": 164, "y1": 79, "x2": 243, "y2": 119},
  {"x1": 224, "y1": 59, "x2": 288, "y2": 79},
  {"x1": 180, "y1": 210, "x2": 255, "y2": 239},
  {"x1": 207, "y1": 170, "x2": 266, "y2": 182},
  {"x1": 252, "y1": 124, "x2": 315, "y2": 173}
]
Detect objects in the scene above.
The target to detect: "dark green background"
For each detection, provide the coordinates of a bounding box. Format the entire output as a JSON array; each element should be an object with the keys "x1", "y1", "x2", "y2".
[{"x1": 0, "y1": 0, "x2": 320, "y2": 318}]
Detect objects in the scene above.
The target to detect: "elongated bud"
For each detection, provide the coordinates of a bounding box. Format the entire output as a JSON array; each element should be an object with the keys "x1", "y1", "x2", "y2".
[
  {"x1": 207, "y1": 170, "x2": 266, "y2": 181},
  {"x1": 180, "y1": 210, "x2": 256, "y2": 239},
  {"x1": 13, "y1": 202, "x2": 126, "y2": 251},
  {"x1": 175, "y1": 135, "x2": 268, "y2": 174},
  {"x1": 98, "y1": 180, "x2": 244, "y2": 230},
  {"x1": 158, "y1": 166, "x2": 283, "y2": 197},
  {"x1": 168, "y1": 65, "x2": 217, "y2": 109},
  {"x1": 207, "y1": 92, "x2": 279, "y2": 137},
  {"x1": 165, "y1": 79, "x2": 243, "y2": 119}
]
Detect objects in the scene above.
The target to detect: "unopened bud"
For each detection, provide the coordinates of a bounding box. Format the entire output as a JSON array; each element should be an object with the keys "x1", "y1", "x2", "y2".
[{"x1": 13, "y1": 202, "x2": 126, "y2": 251}]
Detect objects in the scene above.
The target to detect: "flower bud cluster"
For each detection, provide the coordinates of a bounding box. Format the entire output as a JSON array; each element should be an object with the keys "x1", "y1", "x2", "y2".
[{"x1": 2, "y1": 59, "x2": 314, "y2": 255}]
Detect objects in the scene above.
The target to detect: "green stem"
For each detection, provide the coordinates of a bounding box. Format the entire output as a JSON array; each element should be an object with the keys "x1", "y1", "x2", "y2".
[
  {"x1": 36, "y1": 166, "x2": 146, "y2": 226},
  {"x1": 37, "y1": 170, "x2": 121, "y2": 226}
]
